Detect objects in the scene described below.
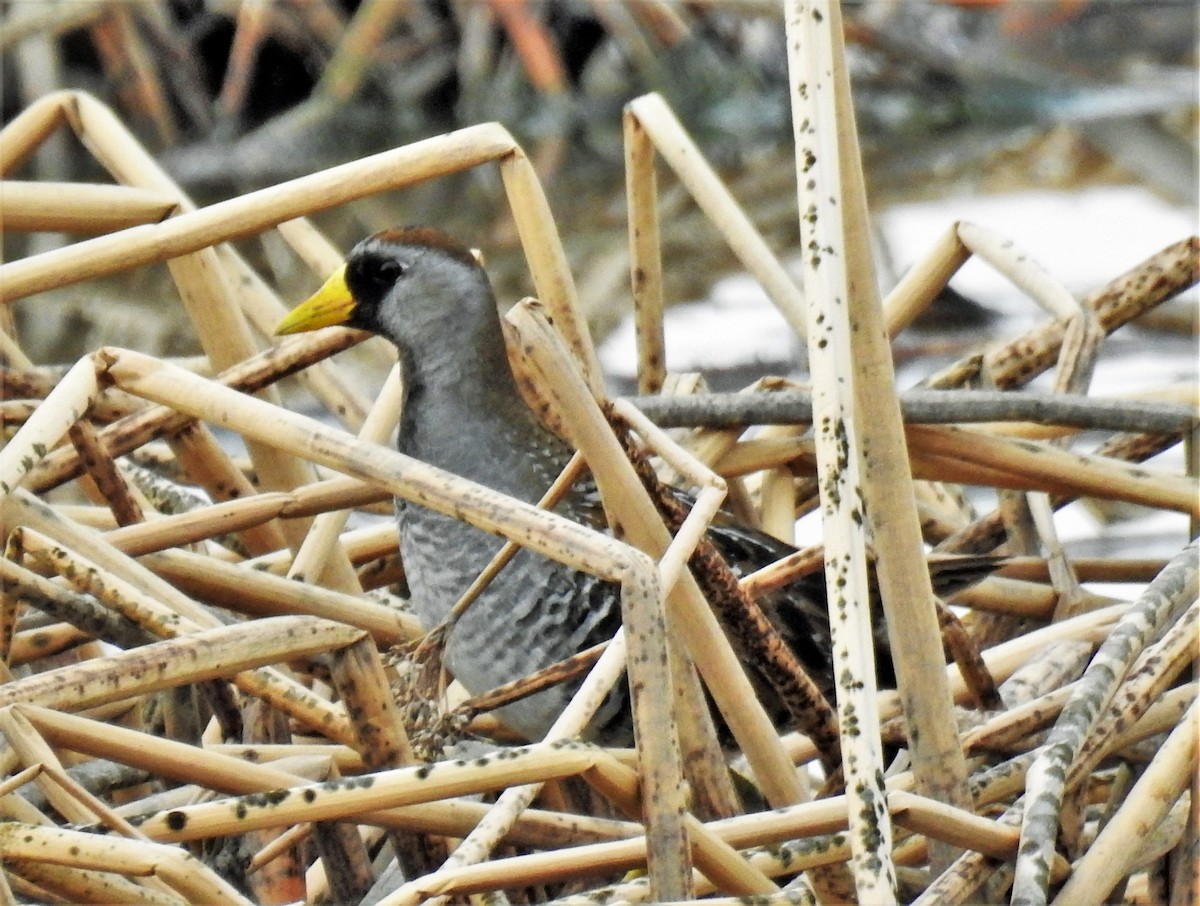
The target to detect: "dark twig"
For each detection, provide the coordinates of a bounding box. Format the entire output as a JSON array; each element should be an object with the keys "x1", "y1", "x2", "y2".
[
  {"x1": 936, "y1": 600, "x2": 1003, "y2": 711},
  {"x1": 607, "y1": 405, "x2": 843, "y2": 776},
  {"x1": 627, "y1": 388, "x2": 1197, "y2": 435}
]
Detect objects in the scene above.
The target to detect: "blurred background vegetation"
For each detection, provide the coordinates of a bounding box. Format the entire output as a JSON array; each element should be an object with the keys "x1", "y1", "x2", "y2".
[{"x1": 2, "y1": 0, "x2": 1196, "y2": 364}]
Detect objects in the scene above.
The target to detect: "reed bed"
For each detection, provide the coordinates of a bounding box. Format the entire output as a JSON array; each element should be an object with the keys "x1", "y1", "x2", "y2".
[{"x1": 0, "y1": 3, "x2": 1197, "y2": 903}]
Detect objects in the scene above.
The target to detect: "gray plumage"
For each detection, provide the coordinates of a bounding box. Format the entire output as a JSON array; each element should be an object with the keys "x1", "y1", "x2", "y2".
[
  {"x1": 280, "y1": 226, "x2": 995, "y2": 743},
  {"x1": 337, "y1": 228, "x2": 625, "y2": 739}
]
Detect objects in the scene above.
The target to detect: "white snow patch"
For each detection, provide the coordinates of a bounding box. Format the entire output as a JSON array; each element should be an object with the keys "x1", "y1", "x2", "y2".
[
  {"x1": 600, "y1": 185, "x2": 1197, "y2": 380},
  {"x1": 598, "y1": 272, "x2": 800, "y2": 378},
  {"x1": 877, "y1": 185, "x2": 1199, "y2": 316}
]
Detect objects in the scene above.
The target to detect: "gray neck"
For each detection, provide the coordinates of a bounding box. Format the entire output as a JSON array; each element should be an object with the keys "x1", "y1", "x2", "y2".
[{"x1": 396, "y1": 324, "x2": 571, "y2": 501}]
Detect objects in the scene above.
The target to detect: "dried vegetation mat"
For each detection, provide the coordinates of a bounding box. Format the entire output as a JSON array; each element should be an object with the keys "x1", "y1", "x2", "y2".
[{"x1": 0, "y1": 4, "x2": 1197, "y2": 905}]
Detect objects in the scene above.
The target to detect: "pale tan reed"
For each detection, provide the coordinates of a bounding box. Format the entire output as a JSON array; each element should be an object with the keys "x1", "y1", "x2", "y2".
[
  {"x1": 625, "y1": 93, "x2": 807, "y2": 340},
  {"x1": 0, "y1": 180, "x2": 176, "y2": 233},
  {"x1": 623, "y1": 107, "x2": 668, "y2": 394},
  {"x1": 511, "y1": 301, "x2": 805, "y2": 805}
]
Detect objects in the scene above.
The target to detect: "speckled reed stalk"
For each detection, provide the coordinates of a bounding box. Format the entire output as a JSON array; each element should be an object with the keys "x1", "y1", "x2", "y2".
[{"x1": 790, "y1": 0, "x2": 973, "y2": 892}]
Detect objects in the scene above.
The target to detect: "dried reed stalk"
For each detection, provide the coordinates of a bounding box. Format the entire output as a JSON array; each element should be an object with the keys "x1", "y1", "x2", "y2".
[
  {"x1": 0, "y1": 357, "x2": 98, "y2": 494},
  {"x1": 89, "y1": 345, "x2": 697, "y2": 896},
  {"x1": 623, "y1": 106, "x2": 668, "y2": 394},
  {"x1": 883, "y1": 225, "x2": 971, "y2": 336},
  {"x1": 905, "y1": 424, "x2": 1197, "y2": 515},
  {"x1": 630, "y1": 386, "x2": 1197, "y2": 435},
  {"x1": 0, "y1": 824, "x2": 250, "y2": 904},
  {"x1": 23, "y1": 327, "x2": 368, "y2": 495},
  {"x1": 21, "y1": 704, "x2": 636, "y2": 849},
  {"x1": 505, "y1": 301, "x2": 716, "y2": 897},
  {"x1": 101, "y1": 477, "x2": 387, "y2": 556},
  {"x1": 0, "y1": 180, "x2": 176, "y2": 233},
  {"x1": 287, "y1": 363, "x2": 403, "y2": 586},
  {"x1": 625, "y1": 93, "x2": 807, "y2": 340},
  {"x1": 0, "y1": 614, "x2": 356, "y2": 712},
  {"x1": 499, "y1": 152, "x2": 602, "y2": 391},
  {"x1": 11, "y1": 93, "x2": 361, "y2": 575},
  {"x1": 929, "y1": 235, "x2": 1199, "y2": 392},
  {"x1": 0, "y1": 103, "x2": 518, "y2": 301},
  {"x1": 1013, "y1": 540, "x2": 1198, "y2": 902},
  {"x1": 791, "y1": 0, "x2": 978, "y2": 891},
  {"x1": 1054, "y1": 697, "x2": 1198, "y2": 904},
  {"x1": 97, "y1": 348, "x2": 631, "y2": 580},
  {"x1": 142, "y1": 742, "x2": 611, "y2": 842},
  {"x1": 512, "y1": 302, "x2": 811, "y2": 807},
  {"x1": 3, "y1": 492, "x2": 357, "y2": 745}
]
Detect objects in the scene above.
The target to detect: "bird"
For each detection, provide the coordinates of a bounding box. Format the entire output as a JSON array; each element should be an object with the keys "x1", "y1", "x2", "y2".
[{"x1": 275, "y1": 226, "x2": 993, "y2": 745}]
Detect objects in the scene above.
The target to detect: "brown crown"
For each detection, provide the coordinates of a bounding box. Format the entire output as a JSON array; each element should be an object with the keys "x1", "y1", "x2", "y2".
[{"x1": 371, "y1": 226, "x2": 481, "y2": 270}]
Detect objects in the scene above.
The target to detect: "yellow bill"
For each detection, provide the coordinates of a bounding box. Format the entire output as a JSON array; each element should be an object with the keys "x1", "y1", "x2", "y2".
[{"x1": 275, "y1": 264, "x2": 355, "y2": 335}]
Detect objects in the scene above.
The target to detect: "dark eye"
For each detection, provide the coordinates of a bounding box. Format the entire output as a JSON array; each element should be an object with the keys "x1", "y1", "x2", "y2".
[{"x1": 374, "y1": 258, "x2": 405, "y2": 283}]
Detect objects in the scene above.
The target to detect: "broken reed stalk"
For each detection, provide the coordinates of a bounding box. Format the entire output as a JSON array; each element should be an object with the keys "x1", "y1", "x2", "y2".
[
  {"x1": 1013, "y1": 540, "x2": 1198, "y2": 902},
  {"x1": 287, "y1": 363, "x2": 403, "y2": 586},
  {"x1": 0, "y1": 95, "x2": 513, "y2": 299},
  {"x1": 927, "y1": 234, "x2": 1200, "y2": 392},
  {"x1": 883, "y1": 224, "x2": 971, "y2": 335},
  {"x1": 625, "y1": 92, "x2": 808, "y2": 341},
  {"x1": 623, "y1": 105, "x2": 668, "y2": 394},
  {"x1": 982, "y1": 221, "x2": 1107, "y2": 617},
  {"x1": 0, "y1": 89, "x2": 594, "y2": 435},
  {"x1": 61, "y1": 93, "x2": 329, "y2": 559},
  {"x1": 958, "y1": 222, "x2": 1083, "y2": 320},
  {"x1": 609, "y1": 402, "x2": 842, "y2": 775},
  {"x1": 505, "y1": 299, "x2": 768, "y2": 897},
  {"x1": 89, "y1": 346, "x2": 691, "y2": 898},
  {"x1": 508, "y1": 300, "x2": 808, "y2": 810},
  {"x1": 498, "y1": 150, "x2": 603, "y2": 392}
]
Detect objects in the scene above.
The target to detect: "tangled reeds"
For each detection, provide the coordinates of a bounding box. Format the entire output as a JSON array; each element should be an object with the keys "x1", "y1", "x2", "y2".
[{"x1": 0, "y1": 2, "x2": 1196, "y2": 903}]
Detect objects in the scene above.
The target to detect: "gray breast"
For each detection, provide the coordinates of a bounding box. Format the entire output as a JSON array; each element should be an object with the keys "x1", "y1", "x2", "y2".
[{"x1": 397, "y1": 500, "x2": 627, "y2": 741}]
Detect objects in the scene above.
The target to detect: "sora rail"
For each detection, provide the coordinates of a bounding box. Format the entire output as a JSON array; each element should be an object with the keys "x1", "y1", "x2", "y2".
[{"x1": 276, "y1": 226, "x2": 988, "y2": 743}]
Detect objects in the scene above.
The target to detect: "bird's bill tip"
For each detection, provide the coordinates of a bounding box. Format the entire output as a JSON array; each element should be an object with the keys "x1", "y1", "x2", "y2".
[{"x1": 274, "y1": 264, "x2": 354, "y2": 335}]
